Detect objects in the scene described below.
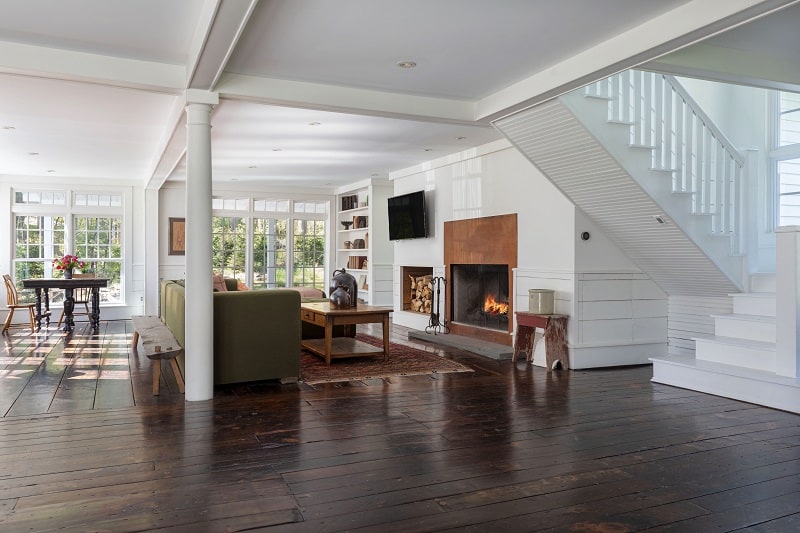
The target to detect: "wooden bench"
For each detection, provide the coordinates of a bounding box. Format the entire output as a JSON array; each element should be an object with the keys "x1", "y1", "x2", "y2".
[{"x1": 131, "y1": 316, "x2": 185, "y2": 396}]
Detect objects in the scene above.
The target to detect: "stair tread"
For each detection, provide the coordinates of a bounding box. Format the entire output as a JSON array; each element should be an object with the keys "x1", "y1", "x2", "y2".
[
  {"x1": 693, "y1": 335, "x2": 775, "y2": 350},
  {"x1": 711, "y1": 313, "x2": 775, "y2": 323},
  {"x1": 651, "y1": 354, "x2": 796, "y2": 385},
  {"x1": 730, "y1": 292, "x2": 775, "y2": 298}
]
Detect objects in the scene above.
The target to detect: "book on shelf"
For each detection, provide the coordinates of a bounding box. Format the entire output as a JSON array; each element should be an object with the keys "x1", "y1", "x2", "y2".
[{"x1": 341, "y1": 194, "x2": 358, "y2": 211}]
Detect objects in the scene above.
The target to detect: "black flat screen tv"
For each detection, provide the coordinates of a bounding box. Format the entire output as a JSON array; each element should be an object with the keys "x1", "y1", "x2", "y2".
[{"x1": 388, "y1": 190, "x2": 428, "y2": 240}]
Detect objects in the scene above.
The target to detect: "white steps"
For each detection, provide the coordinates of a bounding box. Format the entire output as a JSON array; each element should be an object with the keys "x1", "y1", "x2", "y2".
[
  {"x1": 694, "y1": 335, "x2": 775, "y2": 370},
  {"x1": 710, "y1": 313, "x2": 775, "y2": 343},
  {"x1": 651, "y1": 354, "x2": 800, "y2": 414},
  {"x1": 732, "y1": 292, "x2": 776, "y2": 316},
  {"x1": 652, "y1": 274, "x2": 796, "y2": 412}
]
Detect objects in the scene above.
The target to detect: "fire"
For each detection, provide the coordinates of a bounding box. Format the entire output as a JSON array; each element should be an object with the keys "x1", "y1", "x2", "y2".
[{"x1": 483, "y1": 294, "x2": 509, "y2": 315}]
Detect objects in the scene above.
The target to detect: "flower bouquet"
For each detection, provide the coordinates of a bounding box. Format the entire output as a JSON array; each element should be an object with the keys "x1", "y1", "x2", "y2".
[{"x1": 52, "y1": 254, "x2": 86, "y2": 278}]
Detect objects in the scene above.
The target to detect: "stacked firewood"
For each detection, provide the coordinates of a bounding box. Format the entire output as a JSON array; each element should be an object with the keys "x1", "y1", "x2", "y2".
[{"x1": 409, "y1": 274, "x2": 433, "y2": 314}]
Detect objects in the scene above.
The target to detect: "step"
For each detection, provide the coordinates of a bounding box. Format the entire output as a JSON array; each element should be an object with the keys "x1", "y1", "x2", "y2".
[
  {"x1": 694, "y1": 335, "x2": 775, "y2": 372},
  {"x1": 712, "y1": 313, "x2": 775, "y2": 343},
  {"x1": 731, "y1": 292, "x2": 776, "y2": 317},
  {"x1": 650, "y1": 355, "x2": 800, "y2": 414}
]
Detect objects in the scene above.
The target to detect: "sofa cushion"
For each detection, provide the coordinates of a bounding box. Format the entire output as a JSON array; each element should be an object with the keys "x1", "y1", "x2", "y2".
[{"x1": 212, "y1": 274, "x2": 228, "y2": 292}]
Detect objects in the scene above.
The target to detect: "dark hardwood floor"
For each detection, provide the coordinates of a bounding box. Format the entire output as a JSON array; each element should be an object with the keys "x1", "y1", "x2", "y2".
[{"x1": 1, "y1": 320, "x2": 799, "y2": 531}]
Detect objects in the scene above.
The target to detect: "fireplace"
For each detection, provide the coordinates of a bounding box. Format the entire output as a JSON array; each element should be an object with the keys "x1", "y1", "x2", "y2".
[
  {"x1": 444, "y1": 214, "x2": 517, "y2": 345},
  {"x1": 451, "y1": 264, "x2": 509, "y2": 331}
]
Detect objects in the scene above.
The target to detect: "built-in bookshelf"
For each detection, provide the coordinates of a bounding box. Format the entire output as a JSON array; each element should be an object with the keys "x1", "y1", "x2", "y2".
[{"x1": 335, "y1": 179, "x2": 394, "y2": 305}]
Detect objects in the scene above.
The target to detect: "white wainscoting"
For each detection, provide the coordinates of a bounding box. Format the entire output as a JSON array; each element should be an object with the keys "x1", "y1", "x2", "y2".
[
  {"x1": 667, "y1": 295, "x2": 733, "y2": 356},
  {"x1": 514, "y1": 269, "x2": 668, "y2": 369}
]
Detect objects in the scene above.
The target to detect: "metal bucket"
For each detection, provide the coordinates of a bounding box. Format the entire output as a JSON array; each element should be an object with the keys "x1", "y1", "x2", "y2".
[{"x1": 528, "y1": 289, "x2": 554, "y2": 314}]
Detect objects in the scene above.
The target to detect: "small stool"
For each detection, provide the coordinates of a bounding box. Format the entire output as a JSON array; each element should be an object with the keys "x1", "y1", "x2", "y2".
[{"x1": 513, "y1": 312, "x2": 569, "y2": 371}]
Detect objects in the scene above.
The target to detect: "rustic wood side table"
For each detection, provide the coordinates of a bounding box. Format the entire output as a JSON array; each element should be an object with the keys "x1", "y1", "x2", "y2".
[{"x1": 513, "y1": 312, "x2": 569, "y2": 371}]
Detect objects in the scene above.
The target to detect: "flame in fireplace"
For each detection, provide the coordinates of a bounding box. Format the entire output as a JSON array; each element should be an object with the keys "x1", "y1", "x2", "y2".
[{"x1": 483, "y1": 294, "x2": 508, "y2": 315}]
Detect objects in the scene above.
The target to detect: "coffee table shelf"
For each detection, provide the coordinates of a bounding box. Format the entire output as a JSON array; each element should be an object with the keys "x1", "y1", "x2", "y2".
[{"x1": 300, "y1": 301, "x2": 391, "y2": 365}]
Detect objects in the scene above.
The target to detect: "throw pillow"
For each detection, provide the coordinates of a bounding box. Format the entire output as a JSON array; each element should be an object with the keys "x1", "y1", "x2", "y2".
[{"x1": 212, "y1": 274, "x2": 228, "y2": 292}]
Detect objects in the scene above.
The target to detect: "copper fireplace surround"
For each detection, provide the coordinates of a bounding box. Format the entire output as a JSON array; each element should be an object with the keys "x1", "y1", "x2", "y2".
[{"x1": 444, "y1": 213, "x2": 518, "y2": 345}]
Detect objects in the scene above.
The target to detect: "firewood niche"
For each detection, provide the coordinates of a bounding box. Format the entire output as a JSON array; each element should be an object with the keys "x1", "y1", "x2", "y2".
[
  {"x1": 409, "y1": 273, "x2": 433, "y2": 314},
  {"x1": 401, "y1": 266, "x2": 434, "y2": 314}
]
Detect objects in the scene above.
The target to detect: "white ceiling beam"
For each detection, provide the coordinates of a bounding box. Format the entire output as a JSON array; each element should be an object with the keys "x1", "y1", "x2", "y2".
[
  {"x1": 215, "y1": 73, "x2": 480, "y2": 125},
  {"x1": 0, "y1": 40, "x2": 184, "y2": 92},
  {"x1": 477, "y1": 0, "x2": 800, "y2": 122},
  {"x1": 186, "y1": 0, "x2": 259, "y2": 90},
  {"x1": 144, "y1": 97, "x2": 188, "y2": 191}
]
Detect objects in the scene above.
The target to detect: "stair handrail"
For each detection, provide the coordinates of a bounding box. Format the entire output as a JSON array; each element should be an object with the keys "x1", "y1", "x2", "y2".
[
  {"x1": 664, "y1": 75, "x2": 745, "y2": 166},
  {"x1": 585, "y1": 70, "x2": 745, "y2": 254}
]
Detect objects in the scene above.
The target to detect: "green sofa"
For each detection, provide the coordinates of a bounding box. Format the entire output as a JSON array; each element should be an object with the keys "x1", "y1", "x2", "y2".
[{"x1": 160, "y1": 279, "x2": 301, "y2": 385}]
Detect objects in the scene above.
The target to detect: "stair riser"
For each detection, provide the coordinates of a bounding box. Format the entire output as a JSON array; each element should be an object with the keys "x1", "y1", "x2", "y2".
[
  {"x1": 695, "y1": 339, "x2": 775, "y2": 372},
  {"x1": 714, "y1": 317, "x2": 775, "y2": 343},
  {"x1": 732, "y1": 295, "x2": 776, "y2": 317}
]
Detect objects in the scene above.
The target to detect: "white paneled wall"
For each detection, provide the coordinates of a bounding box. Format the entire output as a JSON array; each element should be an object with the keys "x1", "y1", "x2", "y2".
[{"x1": 668, "y1": 295, "x2": 733, "y2": 356}]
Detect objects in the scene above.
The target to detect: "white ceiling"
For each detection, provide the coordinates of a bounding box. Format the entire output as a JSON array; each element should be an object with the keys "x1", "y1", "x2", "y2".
[{"x1": 0, "y1": 0, "x2": 798, "y2": 191}]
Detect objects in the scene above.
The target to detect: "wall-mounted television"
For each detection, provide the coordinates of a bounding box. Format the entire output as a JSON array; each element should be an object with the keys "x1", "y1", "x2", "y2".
[{"x1": 388, "y1": 190, "x2": 428, "y2": 241}]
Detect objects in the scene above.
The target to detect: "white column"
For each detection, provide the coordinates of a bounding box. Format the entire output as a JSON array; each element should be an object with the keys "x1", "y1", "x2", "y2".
[
  {"x1": 775, "y1": 226, "x2": 800, "y2": 379},
  {"x1": 184, "y1": 90, "x2": 218, "y2": 401}
]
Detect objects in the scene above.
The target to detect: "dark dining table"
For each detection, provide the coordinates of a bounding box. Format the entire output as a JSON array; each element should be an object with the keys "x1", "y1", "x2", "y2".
[{"x1": 22, "y1": 278, "x2": 109, "y2": 333}]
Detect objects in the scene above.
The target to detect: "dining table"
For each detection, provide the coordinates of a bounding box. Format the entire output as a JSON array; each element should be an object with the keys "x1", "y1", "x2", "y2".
[{"x1": 22, "y1": 277, "x2": 109, "y2": 333}]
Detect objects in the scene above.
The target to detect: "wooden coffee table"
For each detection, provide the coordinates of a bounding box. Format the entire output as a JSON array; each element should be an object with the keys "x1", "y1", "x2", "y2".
[{"x1": 300, "y1": 301, "x2": 392, "y2": 365}]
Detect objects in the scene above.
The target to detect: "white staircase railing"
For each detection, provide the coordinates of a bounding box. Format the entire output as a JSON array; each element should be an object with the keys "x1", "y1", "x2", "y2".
[{"x1": 585, "y1": 70, "x2": 745, "y2": 254}]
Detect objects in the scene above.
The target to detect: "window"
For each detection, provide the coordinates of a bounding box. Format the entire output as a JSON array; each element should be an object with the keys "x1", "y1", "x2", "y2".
[
  {"x1": 773, "y1": 91, "x2": 800, "y2": 227},
  {"x1": 12, "y1": 188, "x2": 125, "y2": 303},
  {"x1": 211, "y1": 196, "x2": 328, "y2": 291},
  {"x1": 292, "y1": 219, "x2": 325, "y2": 288},
  {"x1": 252, "y1": 218, "x2": 287, "y2": 289},
  {"x1": 211, "y1": 216, "x2": 247, "y2": 280}
]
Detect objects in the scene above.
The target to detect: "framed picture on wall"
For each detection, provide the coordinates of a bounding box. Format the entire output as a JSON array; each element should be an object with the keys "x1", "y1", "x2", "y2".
[{"x1": 169, "y1": 217, "x2": 185, "y2": 255}]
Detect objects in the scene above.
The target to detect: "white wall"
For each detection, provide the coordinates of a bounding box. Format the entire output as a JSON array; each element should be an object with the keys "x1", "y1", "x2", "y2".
[
  {"x1": 158, "y1": 183, "x2": 187, "y2": 281},
  {"x1": 389, "y1": 139, "x2": 666, "y2": 368}
]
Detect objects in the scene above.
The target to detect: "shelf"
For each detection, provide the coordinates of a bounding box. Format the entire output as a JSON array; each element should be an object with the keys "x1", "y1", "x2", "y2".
[
  {"x1": 340, "y1": 206, "x2": 368, "y2": 214},
  {"x1": 338, "y1": 248, "x2": 369, "y2": 253},
  {"x1": 338, "y1": 227, "x2": 368, "y2": 234}
]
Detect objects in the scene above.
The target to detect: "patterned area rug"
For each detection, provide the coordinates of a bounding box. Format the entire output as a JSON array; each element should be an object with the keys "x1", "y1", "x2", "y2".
[{"x1": 300, "y1": 334, "x2": 474, "y2": 385}]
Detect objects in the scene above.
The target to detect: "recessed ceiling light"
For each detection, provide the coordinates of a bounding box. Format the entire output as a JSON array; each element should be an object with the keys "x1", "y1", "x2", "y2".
[
  {"x1": 47, "y1": 169, "x2": 55, "y2": 173},
  {"x1": 423, "y1": 148, "x2": 433, "y2": 152},
  {"x1": 272, "y1": 148, "x2": 282, "y2": 152},
  {"x1": 2, "y1": 125, "x2": 15, "y2": 130},
  {"x1": 248, "y1": 165, "x2": 257, "y2": 169},
  {"x1": 308, "y1": 121, "x2": 321, "y2": 126},
  {"x1": 28, "y1": 152, "x2": 39, "y2": 156},
  {"x1": 371, "y1": 173, "x2": 380, "y2": 177},
  {"x1": 456, "y1": 136, "x2": 466, "y2": 140},
  {"x1": 397, "y1": 61, "x2": 417, "y2": 69}
]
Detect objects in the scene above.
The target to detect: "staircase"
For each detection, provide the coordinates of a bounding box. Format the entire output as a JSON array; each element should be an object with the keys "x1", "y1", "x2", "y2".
[{"x1": 494, "y1": 70, "x2": 799, "y2": 413}]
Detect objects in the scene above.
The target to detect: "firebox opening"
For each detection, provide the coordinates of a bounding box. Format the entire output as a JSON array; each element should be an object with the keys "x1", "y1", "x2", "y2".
[{"x1": 451, "y1": 264, "x2": 509, "y2": 332}]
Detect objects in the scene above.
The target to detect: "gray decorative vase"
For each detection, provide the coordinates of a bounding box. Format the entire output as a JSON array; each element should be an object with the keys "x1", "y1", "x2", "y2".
[{"x1": 330, "y1": 268, "x2": 358, "y2": 307}]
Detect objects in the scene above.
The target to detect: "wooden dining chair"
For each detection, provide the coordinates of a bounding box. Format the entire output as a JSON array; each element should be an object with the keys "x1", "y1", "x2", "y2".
[
  {"x1": 58, "y1": 272, "x2": 96, "y2": 327},
  {"x1": 2, "y1": 274, "x2": 36, "y2": 335}
]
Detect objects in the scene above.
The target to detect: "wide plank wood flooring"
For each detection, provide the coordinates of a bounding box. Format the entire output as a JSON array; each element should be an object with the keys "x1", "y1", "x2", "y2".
[{"x1": 1, "y1": 320, "x2": 799, "y2": 531}]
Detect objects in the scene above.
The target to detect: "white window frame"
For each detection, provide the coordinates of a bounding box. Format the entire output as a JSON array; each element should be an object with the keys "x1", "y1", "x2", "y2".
[
  {"x1": 211, "y1": 195, "x2": 329, "y2": 289},
  {"x1": 770, "y1": 91, "x2": 800, "y2": 229},
  {"x1": 10, "y1": 185, "x2": 130, "y2": 305}
]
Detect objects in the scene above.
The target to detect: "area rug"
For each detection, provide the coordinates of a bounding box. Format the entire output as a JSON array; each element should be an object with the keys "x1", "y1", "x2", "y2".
[{"x1": 300, "y1": 334, "x2": 474, "y2": 385}]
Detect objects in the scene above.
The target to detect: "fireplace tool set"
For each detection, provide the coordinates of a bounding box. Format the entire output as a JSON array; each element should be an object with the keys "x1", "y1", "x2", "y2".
[{"x1": 425, "y1": 276, "x2": 450, "y2": 335}]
